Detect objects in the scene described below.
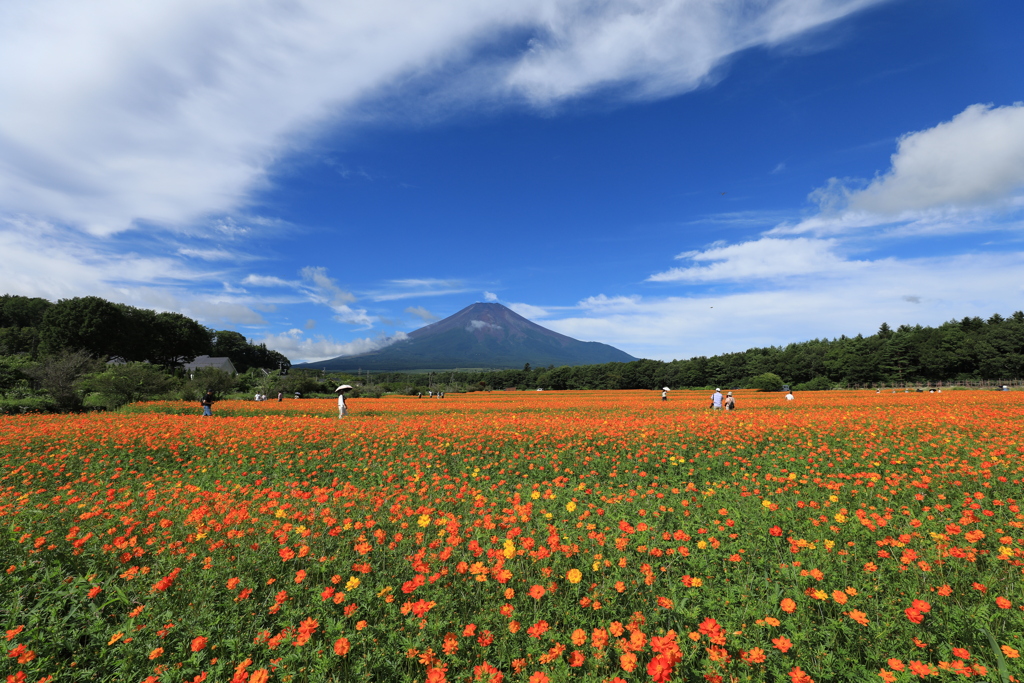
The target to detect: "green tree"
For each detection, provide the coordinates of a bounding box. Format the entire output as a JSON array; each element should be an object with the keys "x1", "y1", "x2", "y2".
[
  {"x1": 748, "y1": 372, "x2": 784, "y2": 392},
  {"x1": 82, "y1": 363, "x2": 176, "y2": 410},
  {"x1": 25, "y1": 350, "x2": 103, "y2": 411},
  {"x1": 183, "y1": 368, "x2": 236, "y2": 401},
  {"x1": 150, "y1": 312, "x2": 212, "y2": 368},
  {"x1": 0, "y1": 355, "x2": 35, "y2": 397},
  {"x1": 39, "y1": 297, "x2": 128, "y2": 360},
  {"x1": 0, "y1": 295, "x2": 52, "y2": 328}
]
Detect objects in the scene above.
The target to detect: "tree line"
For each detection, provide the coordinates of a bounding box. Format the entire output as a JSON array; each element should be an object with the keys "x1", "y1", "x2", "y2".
[
  {"x1": 0, "y1": 294, "x2": 289, "y2": 371},
  {"x1": 0, "y1": 294, "x2": 291, "y2": 412},
  {"x1": 347, "y1": 312, "x2": 1024, "y2": 392}
]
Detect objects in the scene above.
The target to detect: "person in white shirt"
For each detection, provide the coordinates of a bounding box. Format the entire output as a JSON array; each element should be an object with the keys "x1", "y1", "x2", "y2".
[
  {"x1": 786, "y1": 390, "x2": 794, "y2": 401},
  {"x1": 711, "y1": 389, "x2": 723, "y2": 409}
]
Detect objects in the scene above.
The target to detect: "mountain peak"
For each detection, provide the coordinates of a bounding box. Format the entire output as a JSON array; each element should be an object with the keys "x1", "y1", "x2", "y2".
[{"x1": 297, "y1": 302, "x2": 636, "y2": 371}]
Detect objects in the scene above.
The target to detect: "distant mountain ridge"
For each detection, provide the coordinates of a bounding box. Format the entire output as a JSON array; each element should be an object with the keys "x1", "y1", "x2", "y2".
[{"x1": 296, "y1": 303, "x2": 637, "y2": 371}]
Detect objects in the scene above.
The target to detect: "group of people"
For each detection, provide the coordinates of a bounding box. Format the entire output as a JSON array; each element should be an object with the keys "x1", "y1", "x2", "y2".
[
  {"x1": 706, "y1": 387, "x2": 794, "y2": 411},
  {"x1": 710, "y1": 388, "x2": 737, "y2": 411}
]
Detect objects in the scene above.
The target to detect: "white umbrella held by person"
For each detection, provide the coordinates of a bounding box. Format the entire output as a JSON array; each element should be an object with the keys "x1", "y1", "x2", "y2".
[{"x1": 335, "y1": 385, "x2": 353, "y2": 419}]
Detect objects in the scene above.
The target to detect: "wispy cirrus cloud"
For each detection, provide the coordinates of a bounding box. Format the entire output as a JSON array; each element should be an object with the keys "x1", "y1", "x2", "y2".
[
  {"x1": 0, "y1": 0, "x2": 886, "y2": 237},
  {"x1": 298, "y1": 267, "x2": 373, "y2": 326},
  {"x1": 367, "y1": 279, "x2": 473, "y2": 302},
  {"x1": 405, "y1": 305, "x2": 439, "y2": 322}
]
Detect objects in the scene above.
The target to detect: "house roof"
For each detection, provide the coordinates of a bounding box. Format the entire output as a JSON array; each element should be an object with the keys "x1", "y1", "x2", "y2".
[{"x1": 184, "y1": 355, "x2": 237, "y2": 374}]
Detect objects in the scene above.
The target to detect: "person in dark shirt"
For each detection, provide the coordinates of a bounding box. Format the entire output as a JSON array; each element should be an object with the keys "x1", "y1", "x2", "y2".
[{"x1": 200, "y1": 390, "x2": 215, "y2": 417}]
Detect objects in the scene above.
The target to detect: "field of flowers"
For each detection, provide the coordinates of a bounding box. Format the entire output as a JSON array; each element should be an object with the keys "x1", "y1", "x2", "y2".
[{"x1": 1, "y1": 389, "x2": 1023, "y2": 683}]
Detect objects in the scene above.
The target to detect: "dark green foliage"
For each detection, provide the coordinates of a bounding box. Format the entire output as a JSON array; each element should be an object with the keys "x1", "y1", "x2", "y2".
[
  {"x1": 39, "y1": 296, "x2": 129, "y2": 359},
  {"x1": 212, "y1": 330, "x2": 289, "y2": 373},
  {"x1": 81, "y1": 362, "x2": 177, "y2": 410},
  {"x1": 24, "y1": 350, "x2": 104, "y2": 412},
  {"x1": 793, "y1": 376, "x2": 833, "y2": 391},
  {"x1": 749, "y1": 372, "x2": 784, "y2": 392},
  {"x1": 182, "y1": 367, "x2": 237, "y2": 400}
]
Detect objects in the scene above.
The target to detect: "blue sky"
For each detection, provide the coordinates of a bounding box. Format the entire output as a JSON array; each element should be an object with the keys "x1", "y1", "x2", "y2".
[{"x1": 1, "y1": 0, "x2": 1022, "y2": 363}]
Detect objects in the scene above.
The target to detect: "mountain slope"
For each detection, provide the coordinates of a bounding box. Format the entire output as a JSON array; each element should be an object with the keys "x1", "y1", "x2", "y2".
[{"x1": 297, "y1": 303, "x2": 637, "y2": 371}]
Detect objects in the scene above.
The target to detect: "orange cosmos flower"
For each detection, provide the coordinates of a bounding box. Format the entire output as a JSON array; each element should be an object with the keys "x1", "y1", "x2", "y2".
[
  {"x1": 190, "y1": 636, "x2": 208, "y2": 652},
  {"x1": 1002, "y1": 645, "x2": 1020, "y2": 659},
  {"x1": 780, "y1": 598, "x2": 797, "y2": 613},
  {"x1": 528, "y1": 584, "x2": 546, "y2": 600},
  {"x1": 566, "y1": 568, "x2": 582, "y2": 583},
  {"x1": 846, "y1": 610, "x2": 869, "y2": 625},
  {"x1": 333, "y1": 637, "x2": 350, "y2": 656},
  {"x1": 526, "y1": 620, "x2": 549, "y2": 639},
  {"x1": 772, "y1": 636, "x2": 793, "y2": 653},
  {"x1": 619, "y1": 652, "x2": 638, "y2": 672},
  {"x1": 904, "y1": 608, "x2": 924, "y2": 624},
  {"x1": 789, "y1": 666, "x2": 814, "y2": 683},
  {"x1": 148, "y1": 647, "x2": 164, "y2": 660}
]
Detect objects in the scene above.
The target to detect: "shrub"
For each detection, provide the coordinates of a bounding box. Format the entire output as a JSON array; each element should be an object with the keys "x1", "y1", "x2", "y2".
[
  {"x1": 793, "y1": 375, "x2": 834, "y2": 391},
  {"x1": 748, "y1": 372, "x2": 784, "y2": 392}
]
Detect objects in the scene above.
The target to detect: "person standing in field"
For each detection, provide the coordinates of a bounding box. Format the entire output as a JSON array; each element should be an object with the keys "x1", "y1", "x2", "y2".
[
  {"x1": 711, "y1": 388, "x2": 723, "y2": 410},
  {"x1": 200, "y1": 390, "x2": 215, "y2": 417},
  {"x1": 725, "y1": 392, "x2": 735, "y2": 411},
  {"x1": 336, "y1": 385, "x2": 352, "y2": 419},
  {"x1": 786, "y1": 390, "x2": 795, "y2": 401},
  {"x1": 662, "y1": 388, "x2": 668, "y2": 401}
]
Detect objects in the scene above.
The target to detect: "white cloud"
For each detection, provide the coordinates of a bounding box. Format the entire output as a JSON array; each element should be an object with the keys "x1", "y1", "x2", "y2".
[
  {"x1": 256, "y1": 330, "x2": 408, "y2": 364},
  {"x1": 483, "y1": 291, "x2": 499, "y2": 302},
  {"x1": 849, "y1": 103, "x2": 1024, "y2": 214},
  {"x1": 296, "y1": 266, "x2": 374, "y2": 326},
  {"x1": 648, "y1": 237, "x2": 858, "y2": 282},
  {"x1": 365, "y1": 278, "x2": 473, "y2": 301},
  {"x1": 544, "y1": 250, "x2": 1024, "y2": 360},
  {"x1": 504, "y1": 0, "x2": 883, "y2": 103},
  {"x1": 0, "y1": 0, "x2": 884, "y2": 235},
  {"x1": 466, "y1": 320, "x2": 500, "y2": 331},
  {"x1": 178, "y1": 247, "x2": 245, "y2": 262},
  {"x1": 181, "y1": 300, "x2": 267, "y2": 326},
  {"x1": 778, "y1": 103, "x2": 1024, "y2": 236},
  {"x1": 508, "y1": 302, "x2": 550, "y2": 319},
  {"x1": 406, "y1": 305, "x2": 439, "y2": 322},
  {"x1": 242, "y1": 274, "x2": 297, "y2": 288}
]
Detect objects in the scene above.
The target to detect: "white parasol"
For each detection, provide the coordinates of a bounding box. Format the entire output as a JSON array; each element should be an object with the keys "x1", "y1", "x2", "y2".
[{"x1": 335, "y1": 385, "x2": 353, "y2": 392}]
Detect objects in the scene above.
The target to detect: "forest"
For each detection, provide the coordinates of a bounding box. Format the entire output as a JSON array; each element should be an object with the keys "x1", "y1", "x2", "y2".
[
  {"x1": 0, "y1": 294, "x2": 290, "y2": 412},
  {"x1": 2, "y1": 292, "x2": 1022, "y2": 411}
]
